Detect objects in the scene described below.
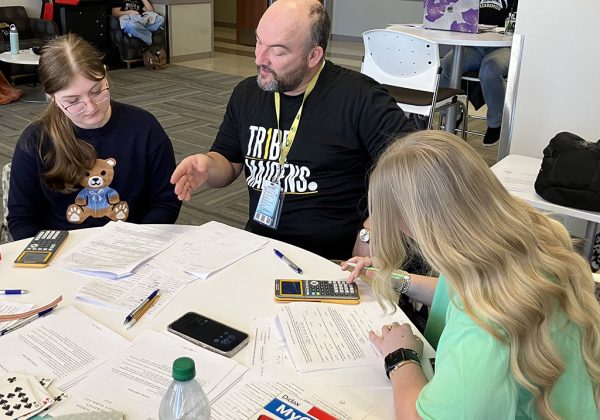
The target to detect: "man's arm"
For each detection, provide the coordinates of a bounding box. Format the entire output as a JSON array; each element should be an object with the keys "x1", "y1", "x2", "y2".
[
  {"x1": 141, "y1": 0, "x2": 154, "y2": 12},
  {"x1": 170, "y1": 152, "x2": 242, "y2": 202},
  {"x1": 112, "y1": 7, "x2": 139, "y2": 17}
]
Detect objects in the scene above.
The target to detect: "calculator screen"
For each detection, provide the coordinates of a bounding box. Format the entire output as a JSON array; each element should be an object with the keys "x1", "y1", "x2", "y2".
[
  {"x1": 19, "y1": 251, "x2": 51, "y2": 263},
  {"x1": 280, "y1": 280, "x2": 302, "y2": 295}
]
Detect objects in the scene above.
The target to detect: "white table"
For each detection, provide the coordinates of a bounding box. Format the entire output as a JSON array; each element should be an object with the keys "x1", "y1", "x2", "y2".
[
  {"x1": 387, "y1": 24, "x2": 513, "y2": 132},
  {"x1": 491, "y1": 154, "x2": 600, "y2": 259},
  {"x1": 0, "y1": 225, "x2": 434, "y2": 419},
  {"x1": 0, "y1": 49, "x2": 40, "y2": 66}
]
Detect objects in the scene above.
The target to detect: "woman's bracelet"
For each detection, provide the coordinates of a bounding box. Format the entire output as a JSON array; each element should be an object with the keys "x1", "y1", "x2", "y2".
[
  {"x1": 389, "y1": 359, "x2": 421, "y2": 378},
  {"x1": 392, "y1": 270, "x2": 411, "y2": 294}
]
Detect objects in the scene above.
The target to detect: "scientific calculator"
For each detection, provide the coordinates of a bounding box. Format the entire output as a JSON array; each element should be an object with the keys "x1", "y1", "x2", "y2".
[
  {"x1": 14, "y1": 230, "x2": 69, "y2": 268},
  {"x1": 274, "y1": 279, "x2": 360, "y2": 304}
]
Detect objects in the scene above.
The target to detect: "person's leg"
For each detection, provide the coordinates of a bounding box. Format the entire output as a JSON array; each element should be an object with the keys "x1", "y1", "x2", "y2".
[
  {"x1": 146, "y1": 14, "x2": 165, "y2": 32},
  {"x1": 478, "y1": 47, "x2": 510, "y2": 145},
  {"x1": 124, "y1": 21, "x2": 153, "y2": 45},
  {"x1": 440, "y1": 47, "x2": 485, "y2": 88}
]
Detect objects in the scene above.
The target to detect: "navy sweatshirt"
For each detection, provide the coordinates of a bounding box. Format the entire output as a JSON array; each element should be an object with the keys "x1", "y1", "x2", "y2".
[{"x1": 8, "y1": 101, "x2": 181, "y2": 240}]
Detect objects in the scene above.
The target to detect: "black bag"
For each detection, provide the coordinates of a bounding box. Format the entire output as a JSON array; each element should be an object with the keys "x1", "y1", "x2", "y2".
[{"x1": 534, "y1": 132, "x2": 600, "y2": 211}]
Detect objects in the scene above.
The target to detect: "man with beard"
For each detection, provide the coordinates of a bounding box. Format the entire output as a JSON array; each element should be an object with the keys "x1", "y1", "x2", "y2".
[{"x1": 171, "y1": 0, "x2": 413, "y2": 260}]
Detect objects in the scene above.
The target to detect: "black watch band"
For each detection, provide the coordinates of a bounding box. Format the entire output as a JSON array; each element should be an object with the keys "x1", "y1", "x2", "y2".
[{"x1": 384, "y1": 348, "x2": 421, "y2": 379}]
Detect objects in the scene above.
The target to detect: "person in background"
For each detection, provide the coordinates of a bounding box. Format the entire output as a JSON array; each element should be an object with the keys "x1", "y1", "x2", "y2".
[
  {"x1": 440, "y1": 0, "x2": 518, "y2": 146},
  {"x1": 171, "y1": 0, "x2": 413, "y2": 260},
  {"x1": 344, "y1": 131, "x2": 600, "y2": 419},
  {"x1": 111, "y1": 0, "x2": 164, "y2": 46},
  {"x1": 8, "y1": 34, "x2": 180, "y2": 240}
]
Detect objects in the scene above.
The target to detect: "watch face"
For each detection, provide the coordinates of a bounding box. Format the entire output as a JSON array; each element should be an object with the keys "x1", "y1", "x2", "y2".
[{"x1": 359, "y1": 228, "x2": 370, "y2": 243}]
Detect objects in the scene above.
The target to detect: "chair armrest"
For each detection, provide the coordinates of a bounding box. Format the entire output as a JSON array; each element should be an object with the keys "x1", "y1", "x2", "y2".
[{"x1": 29, "y1": 17, "x2": 59, "y2": 41}]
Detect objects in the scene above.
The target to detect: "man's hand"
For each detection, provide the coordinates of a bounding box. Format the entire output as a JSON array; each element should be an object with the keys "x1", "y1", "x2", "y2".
[{"x1": 170, "y1": 154, "x2": 212, "y2": 201}]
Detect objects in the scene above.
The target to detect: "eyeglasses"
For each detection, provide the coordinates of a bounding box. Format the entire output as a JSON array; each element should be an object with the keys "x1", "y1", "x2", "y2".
[{"x1": 56, "y1": 84, "x2": 110, "y2": 115}]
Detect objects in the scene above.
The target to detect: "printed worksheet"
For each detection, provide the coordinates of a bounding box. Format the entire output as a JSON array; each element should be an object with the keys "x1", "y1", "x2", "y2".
[
  {"x1": 152, "y1": 221, "x2": 268, "y2": 279},
  {"x1": 0, "y1": 301, "x2": 33, "y2": 330},
  {"x1": 53, "y1": 222, "x2": 181, "y2": 278},
  {"x1": 0, "y1": 306, "x2": 131, "y2": 389},
  {"x1": 50, "y1": 330, "x2": 247, "y2": 420},
  {"x1": 75, "y1": 262, "x2": 196, "y2": 317},
  {"x1": 276, "y1": 300, "x2": 435, "y2": 372}
]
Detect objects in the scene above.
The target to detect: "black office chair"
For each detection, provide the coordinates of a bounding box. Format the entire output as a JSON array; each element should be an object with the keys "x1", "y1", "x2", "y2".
[{"x1": 109, "y1": 15, "x2": 165, "y2": 69}]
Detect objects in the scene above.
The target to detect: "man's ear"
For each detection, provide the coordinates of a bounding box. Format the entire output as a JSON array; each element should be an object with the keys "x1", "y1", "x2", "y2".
[{"x1": 308, "y1": 46, "x2": 324, "y2": 69}]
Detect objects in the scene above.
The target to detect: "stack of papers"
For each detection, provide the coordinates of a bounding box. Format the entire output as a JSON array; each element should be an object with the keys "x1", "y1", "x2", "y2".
[{"x1": 0, "y1": 301, "x2": 33, "y2": 331}]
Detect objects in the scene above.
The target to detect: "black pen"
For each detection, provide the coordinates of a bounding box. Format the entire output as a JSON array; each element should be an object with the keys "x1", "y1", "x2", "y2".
[
  {"x1": 0, "y1": 306, "x2": 55, "y2": 336},
  {"x1": 273, "y1": 249, "x2": 303, "y2": 274},
  {"x1": 124, "y1": 289, "x2": 159, "y2": 325}
]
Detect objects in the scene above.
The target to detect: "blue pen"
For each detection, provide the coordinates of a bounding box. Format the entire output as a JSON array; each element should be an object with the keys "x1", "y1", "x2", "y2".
[
  {"x1": 124, "y1": 289, "x2": 160, "y2": 325},
  {"x1": 0, "y1": 306, "x2": 55, "y2": 336},
  {"x1": 273, "y1": 249, "x2": 303, "y2": 274},
  {"x1": 0, "y1": 289, "x2": 29, "y2": 295}
]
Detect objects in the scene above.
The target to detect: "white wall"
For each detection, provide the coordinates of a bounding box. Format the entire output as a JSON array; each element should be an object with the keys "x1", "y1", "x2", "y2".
[
  {"x1": 509, "y1": 0, "x2": 600, "y2": 158},
  {"x1": 0, "y1": 0, "x2": 39, "y2": 18},
  {"x1": 332, "y1": 0, "x2": 422, "y2": 37}
]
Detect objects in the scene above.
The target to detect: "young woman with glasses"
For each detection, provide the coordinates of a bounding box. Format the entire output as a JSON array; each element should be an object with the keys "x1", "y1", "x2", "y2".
[
  {"x1": 7, "y1": 34, "x2": 181, "y2": 240},
  {"x1": 344, "y1": 131, "x2": 600, "y2": 419}
]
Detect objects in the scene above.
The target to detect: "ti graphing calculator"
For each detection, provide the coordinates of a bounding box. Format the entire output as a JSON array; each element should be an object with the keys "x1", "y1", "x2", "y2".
[
  {"x1": 14, "y1": 230, "x2": 69, "y2": 268},
  {"x1": 274, "y1": 279, "x2": 360, "y2": 304}
]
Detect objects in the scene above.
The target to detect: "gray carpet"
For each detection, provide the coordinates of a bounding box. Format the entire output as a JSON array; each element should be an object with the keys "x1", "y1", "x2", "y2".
[{"x1": 0, "y1": 65, "x2": 250, "y2": 234}]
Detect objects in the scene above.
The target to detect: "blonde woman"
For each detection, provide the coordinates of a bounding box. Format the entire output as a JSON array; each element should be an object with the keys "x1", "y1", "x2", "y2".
[{"x1": 344, "y1": 131, "x2": 600, "y2": 419}]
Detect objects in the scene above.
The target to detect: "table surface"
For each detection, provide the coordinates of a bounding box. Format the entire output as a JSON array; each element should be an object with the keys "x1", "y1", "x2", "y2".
[
  {"x1": 386, "y1": 24, "x2": 513, "y2": 48},
  {"x1": 0, "y1": 225, "x2": 419, "y2": 419},
  {"x1": 0, "y1": 49, "x2": 40, "y2": 65},
  {"x1": 491, "y1": 154, "x2": 600, "y2": 223}
]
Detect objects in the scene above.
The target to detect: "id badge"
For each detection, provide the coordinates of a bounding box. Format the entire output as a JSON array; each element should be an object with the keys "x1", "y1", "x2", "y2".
[{"x1": 253, "y1": 180, "x2": 284, "y2": 229}]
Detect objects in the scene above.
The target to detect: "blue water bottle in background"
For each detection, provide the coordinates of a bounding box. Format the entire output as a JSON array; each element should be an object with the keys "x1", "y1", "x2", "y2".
[{"x1": 9, "y1": 24, "x2": 19, "y2": 55}]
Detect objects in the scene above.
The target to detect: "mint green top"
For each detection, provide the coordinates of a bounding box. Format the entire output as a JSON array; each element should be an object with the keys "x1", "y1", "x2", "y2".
[{"x1": 417, "y1": 275, "x2": 599, "y2": 419}]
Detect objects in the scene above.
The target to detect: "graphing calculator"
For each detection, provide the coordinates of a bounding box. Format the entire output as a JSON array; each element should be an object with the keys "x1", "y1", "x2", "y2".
[
  {"x1": 14, "y1": 230, "x2": 69, "y2": 268},
  {"x1": 274, "y1": 279, "x2": 360, "y2": 304}
]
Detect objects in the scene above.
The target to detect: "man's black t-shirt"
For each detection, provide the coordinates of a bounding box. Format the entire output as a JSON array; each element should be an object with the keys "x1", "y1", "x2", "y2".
[
  {"x1": 111, "y1": 0, "x2": 145, "y2": 12},
  {"x1": 211, "y1": 61, "x2": 413, "y2": 259},
  {"x1": 479, "y1": 0, "x2": 518, "y2": 26}
]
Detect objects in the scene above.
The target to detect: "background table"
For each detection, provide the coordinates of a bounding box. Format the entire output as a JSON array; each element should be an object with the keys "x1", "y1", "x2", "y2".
[
  {"x1": 0, "y1": 49, "x2": 45, "y2": 103},
  {"x1": 491, "y1": 154, "x2": 600, "y2": 259},
  {"x1": 386, "y1": 24, "x2": 513, "y2": 132},
  {"x1": 0, "y1": 225, "x2": 426, "y2": 419}
]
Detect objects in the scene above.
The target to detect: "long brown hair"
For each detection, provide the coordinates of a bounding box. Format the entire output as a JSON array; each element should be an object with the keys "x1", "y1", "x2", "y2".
[
  {"x1": 369, "y1": 131, "x2": 600, "y2": 419},
  {"x1": 37, "y1": 33, "x2": 106, "y2": 192}
]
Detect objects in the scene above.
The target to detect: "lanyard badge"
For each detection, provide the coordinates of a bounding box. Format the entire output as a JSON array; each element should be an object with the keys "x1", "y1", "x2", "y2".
[{"x1": 253, "y1": 62, "x2": 324, "y2": 230}]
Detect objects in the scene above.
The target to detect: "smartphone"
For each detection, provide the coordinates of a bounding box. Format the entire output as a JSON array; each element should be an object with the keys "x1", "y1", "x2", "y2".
[
  {"x1": 274, "y1": 279, "x2": 360, "y2": 304},
  {"x1": 167, "y1": 312, "x2": 249, "y2": 357}
]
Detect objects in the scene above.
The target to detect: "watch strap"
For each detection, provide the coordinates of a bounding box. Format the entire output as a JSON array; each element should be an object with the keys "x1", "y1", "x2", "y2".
[{"x1": 384, "y1": 348, "x2": 421, "y2": 379}]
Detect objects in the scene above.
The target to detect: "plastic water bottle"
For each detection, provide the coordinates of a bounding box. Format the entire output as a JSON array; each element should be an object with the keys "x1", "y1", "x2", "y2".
[
  {"x1": 158, "y1": 357, "x2": 211, "y2": 420},
  {"x1": 9, "y1": 24, "x2": 19, "y2": 55}
]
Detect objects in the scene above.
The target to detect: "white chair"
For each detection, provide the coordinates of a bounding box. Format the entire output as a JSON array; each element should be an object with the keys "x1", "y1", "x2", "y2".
[
  {"x1": 1, "y1": 163, "x2": 11, "y2": 243},
  {"x1": 361, "y1": 29, "x2": 467, "y2": 136}
]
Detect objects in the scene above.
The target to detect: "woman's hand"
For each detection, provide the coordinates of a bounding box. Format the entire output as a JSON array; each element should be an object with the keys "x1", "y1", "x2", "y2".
[
  {"x1": 369, "y1": 322, "x2": 424, "y2": 358},
  {"x1": 340, "y1": 256, "x2": 375, "y2": 283}
]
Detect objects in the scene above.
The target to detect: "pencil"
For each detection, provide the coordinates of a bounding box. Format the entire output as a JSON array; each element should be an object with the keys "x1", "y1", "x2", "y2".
[{"x1": 344, "y1": 262, "x2": 410, "y2": 280}]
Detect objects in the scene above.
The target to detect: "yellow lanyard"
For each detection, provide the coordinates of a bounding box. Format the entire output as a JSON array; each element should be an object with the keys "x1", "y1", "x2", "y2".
[{"x1": 274, "y1": 62, "x2": 324, "y2": 169}]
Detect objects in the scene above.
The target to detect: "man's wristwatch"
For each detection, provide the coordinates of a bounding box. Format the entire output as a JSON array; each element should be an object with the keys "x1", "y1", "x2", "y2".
[
  {"x1": 384, "y1": 348, "x2": 421, "y2": 379},
  {"x1": 359, "y1": 228, "x2": 370, "y2": 243}
]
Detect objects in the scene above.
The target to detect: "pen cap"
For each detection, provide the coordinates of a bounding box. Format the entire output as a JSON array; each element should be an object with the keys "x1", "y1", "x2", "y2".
[{"x1": 172, "y1": 357, "x2": 196, "y2": 381}]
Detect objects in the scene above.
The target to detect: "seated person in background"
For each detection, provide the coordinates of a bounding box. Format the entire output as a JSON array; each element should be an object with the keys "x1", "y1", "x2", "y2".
[
  {"x1": 111, "y1": 0, "x2": 164, "y2": 46},
  {"x1": 171, "y1": 0, "x2": 414, "y2": 260},
  {"x1": 344, "y1": 131, "x2": 600, "y2": 418},
  {"x1": 440, "y1": 0, "x2": 518, "y2": 146},
  {"x1": 8, "y1": 34, "x2": 181, "y2": 240}
]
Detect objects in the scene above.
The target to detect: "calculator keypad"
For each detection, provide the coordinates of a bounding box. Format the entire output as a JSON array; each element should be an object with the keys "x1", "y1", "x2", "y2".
[
  {"x1": 305, "y1": 280, "x2": 357, "y2": 298},
  {"x1": 26, "y1": 230, "x2": 69, "y2": 252}
]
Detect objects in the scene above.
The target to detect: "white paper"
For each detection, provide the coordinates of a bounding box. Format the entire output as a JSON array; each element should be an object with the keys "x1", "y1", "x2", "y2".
[
  {"x1": 50, "y1": 330, "x2": 247, "y2": 420},
  {"x1": 247, "y1": 317, "x2": 392, "y2": 387},
  {"x1": 75, "y1": 262, "x2": 196, "y2": 317},
  {"x1": 53, "y1": 222, "x2": 181, "y2": 279},
  {"x1": 152, "y1": 221, "x2": 268, "y2": 279},
  {"x1": 277, "y1": 301, "x2": 435, "y2": 372},
  {"x1": 0, "y1": 306, "x2": 131, "y2": 389},
  {"x1": 498, "y1": 168, "x2": 538, "y2": 193},
  {"x1": 0, "y1": 300, "x2": 33, "y2": 330},
  {"x1": 211, "y1": 376, "x2": 372, "y2": 420}
]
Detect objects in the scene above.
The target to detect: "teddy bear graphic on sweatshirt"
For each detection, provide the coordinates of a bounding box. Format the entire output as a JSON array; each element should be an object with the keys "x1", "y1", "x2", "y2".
[{"x1": 66, "y1": 158, "x2": 129, "y2": 224}]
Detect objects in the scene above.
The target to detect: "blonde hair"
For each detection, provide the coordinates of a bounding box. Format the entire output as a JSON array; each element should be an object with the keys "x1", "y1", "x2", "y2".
[
  {"x1": 369, "y1": 131, "x2": 600, "y2": 419},
  {"x1": 37, "y1": 33, "x2": 106, "y2": 192}
]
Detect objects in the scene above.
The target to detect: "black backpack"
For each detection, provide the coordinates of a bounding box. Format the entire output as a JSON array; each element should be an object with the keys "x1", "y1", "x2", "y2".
[{"x1": 534, "y1": 132, "x2": 600, "y2": 211}]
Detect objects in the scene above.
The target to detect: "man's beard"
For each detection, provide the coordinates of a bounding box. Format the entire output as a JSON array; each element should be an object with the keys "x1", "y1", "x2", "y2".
[{"x1": 256, "y1": 59, "x2": 310, "y2": 93}]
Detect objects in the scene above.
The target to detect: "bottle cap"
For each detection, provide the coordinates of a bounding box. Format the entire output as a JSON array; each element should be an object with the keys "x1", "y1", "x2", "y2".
[{"x1": 172, "y1": 357, "x2": 196, "y2": 381}]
